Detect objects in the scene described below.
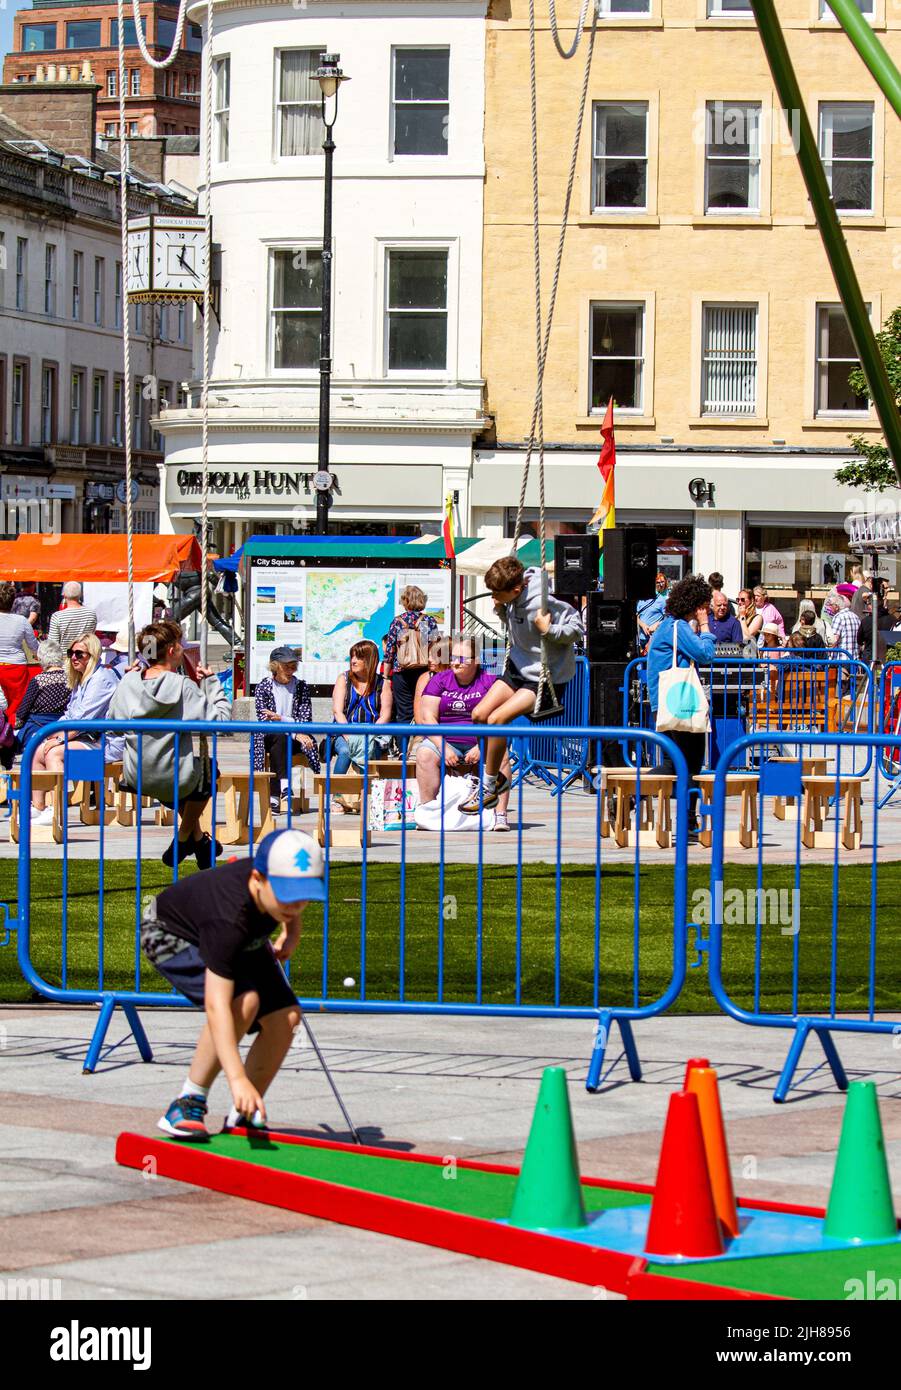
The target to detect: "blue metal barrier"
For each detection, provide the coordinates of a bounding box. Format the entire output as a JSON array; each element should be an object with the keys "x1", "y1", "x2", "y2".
[
  {"x1": 708, "y1": 729, "x2": 898, "y2": 1102},
  {"x1": 624, "y1": 653, "x2": 873, "y2": 775},
  {"x1": 12, "y1": 715, "x2": 691, "y2": 1091},
  {"x1": 507, "y1": 655, "x2": 592, "y2": 794},
  {"x1": 877, "y1": 662, "x2": 901, "y2": 805}
]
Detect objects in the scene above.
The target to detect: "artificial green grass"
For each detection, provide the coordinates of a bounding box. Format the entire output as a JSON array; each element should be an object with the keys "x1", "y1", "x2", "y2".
[{"x1": 2, "y1": 858, "x2": 899, "y2": 1015}]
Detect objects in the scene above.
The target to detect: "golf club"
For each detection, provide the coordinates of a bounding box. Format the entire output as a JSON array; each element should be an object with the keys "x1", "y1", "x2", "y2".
[{"x1": 301, "y1": 1014, "x2": 363, "y2": 1145}]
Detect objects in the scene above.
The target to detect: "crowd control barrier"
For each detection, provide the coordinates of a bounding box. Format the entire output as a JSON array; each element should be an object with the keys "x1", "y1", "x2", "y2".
[
  {"x1": 707, "y1": 730, "x2": 899, "y2": 1102},
  {"x1": 11, "y1": 717, "x2": 690, "y2": 1090}
]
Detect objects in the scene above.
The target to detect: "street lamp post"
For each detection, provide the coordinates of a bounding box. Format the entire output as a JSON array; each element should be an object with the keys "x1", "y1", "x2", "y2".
[{"x1": 314, "y1": 54, "x2": 349, "y2": 536}]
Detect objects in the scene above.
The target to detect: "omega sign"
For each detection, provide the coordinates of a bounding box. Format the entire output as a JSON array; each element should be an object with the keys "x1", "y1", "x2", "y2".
[{"x1": 174, "y1": 468, "x2": 335, "y2": 498}]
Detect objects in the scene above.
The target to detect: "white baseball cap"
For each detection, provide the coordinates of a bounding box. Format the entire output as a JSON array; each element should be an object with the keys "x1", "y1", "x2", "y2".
[{"x1": 253, "y1": 829, "x2": 326, "y2": 902}]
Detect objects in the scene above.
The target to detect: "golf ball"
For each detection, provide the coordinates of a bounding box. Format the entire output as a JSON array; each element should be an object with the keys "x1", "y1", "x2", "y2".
[{"x1": 343, "y1": 976, "x2": 356, "y2": 988}]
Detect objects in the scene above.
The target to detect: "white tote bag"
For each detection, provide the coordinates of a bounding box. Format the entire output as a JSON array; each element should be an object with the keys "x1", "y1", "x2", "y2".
[
  {"x1": 656, "y1": 623, "x2": 709, "y2": 734},
  {"x1": 414, "y1": 777, "x2": 496, "y2": 832}
]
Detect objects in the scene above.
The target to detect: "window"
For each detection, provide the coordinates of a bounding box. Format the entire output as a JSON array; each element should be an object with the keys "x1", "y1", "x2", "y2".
[
  {"x1": 386, "y1": 249, "x2": 448, "y2": 372},
  {"x1": 112, "y1": 377, "x2": 124, "y2": 445},
  {"x1": 590, "y1": 304, "x2": 645, "y2": 411},
  {"x1": 270, "y1": 248, "x2": 322, "y2": 369},
  {"x1": 705, "y1": 101, "x2": 760, "y2": 212},
  {"x1": 182, "y1": 74, "x2": 200, "y2": 99},
  {"x1": 104, "y1": 121, "x2": 118, "y2": 137},
  {"x1": 177, "y1": 302, "x2": 186, "y2": 342},
  {"x1": 820, "y1": 0, "x2": 872, "y2": 19},
  {"x1": 16, "y1": 237, "x2": 27, "y2": 311},
  {"x1": 0, "y1": 231, "x2": 5, "y2": 300},
  {"x1": 91, "y1": 374, "x2": 106, "y2": 445},
  {"x1": 132, "y1": 379, "x2": 144, "y2": 449},
  {"x1": 707, "y1": 0, "x2": 752, "y2": 11},
  {"x1": 128, "y1": 120, "x2": 139, "y2": 137},
  {"x1": 110, "y1": 17, "x2": 144, "y2": 47},
  {"x1": 12, "y1": 361, "x2": 29, "y2": 445},
  {"x1": 186, "y1": 22, "x2": 202, "y2": 52},
  {"x1": 106, "y1": 69, "x2": 117, "y2": 98},
  {"x1": 159, "y1": 306, "x2": 169, "y2": 341},
  {"x1": 213, "y1": 56, "x2": 230, "y2": 162},
  {"x1": 815, "y1": 304, "x2": 870, "y2": 414},
  {"x1": 819, "y1": 103, "x2": 874, "y2": 213},
  {"x1": 157, "y1": 17, "x2": 177, "y2": 48},
  {"x1": 114, "y1": 261, "x2": 122, "y2": 328},
  {"x1": 392, "y1": 48, "x2": 449, "y2": 156},
  {"x1": 72, "y1": 250, "x2": 82, "y2": 320},
  {"x1": 130, "y1": 70, "x2": 141, "y2": 97},
  {"x1": 276, "y1": 50, "x2": 324, "y2": 156},
  {"x1": 40, "y1": 364, "x2": 56, "y2": 444},
  {"x1": 597, "y1": 0, "x2": 652, "y2": 14},
  {"x1": 94, "y1": 257, "x2": 104, "y2": 325},
  {"x1": 66, "y1": 20, "x2": 101, "y2": 48},
  {"x1": 592, "y1": 103, "x2": 648, "y2": 211},
  {"x1": 0, "y1": 359, "x2": 6, "y2": 446},
  {"x1": 70, "y1": 370, "x2": 84, "y2": 444},
  {"x1": 44, "y1": 244, "x2": 56, "y2": 315},
  {"x1": 134, "y1": 303, "x2": 144, "y2": 335},
  {"x1": 22, "y1": 23, "x2": 57, "y2": 51},
  {"x1": 701, "y1": 304, "x2": 758, "y2": 415}
]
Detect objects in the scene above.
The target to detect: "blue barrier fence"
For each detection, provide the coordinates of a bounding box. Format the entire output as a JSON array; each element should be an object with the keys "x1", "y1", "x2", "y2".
[
  {"x1": 707, "y1": 730, "x2": 899, "y2": 1102},
  {"x1": 11, "y1": 716, "x2": 690, "y2": 1090}
]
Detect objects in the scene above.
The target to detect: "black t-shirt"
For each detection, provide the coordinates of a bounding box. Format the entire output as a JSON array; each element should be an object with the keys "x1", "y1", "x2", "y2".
[{"x1": 154, "y1": 859, "x2": 277, "y2": 980}]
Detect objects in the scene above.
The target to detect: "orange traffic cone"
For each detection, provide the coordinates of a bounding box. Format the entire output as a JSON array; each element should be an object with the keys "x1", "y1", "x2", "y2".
[
  {"x1": 683, "y1": 1057, "x2": 710, "y2": 1087},
  {"x1": 645, "y1": 1090, "x2": 725, "y2": 1259},
  {"x1": 685, "y1": 1066, "x2": 739, "y2": 1239}
]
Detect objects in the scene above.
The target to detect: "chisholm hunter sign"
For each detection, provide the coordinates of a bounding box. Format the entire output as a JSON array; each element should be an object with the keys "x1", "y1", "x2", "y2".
[{"x1": 173, "y1": 468, "x2": 335, "y2": 498}]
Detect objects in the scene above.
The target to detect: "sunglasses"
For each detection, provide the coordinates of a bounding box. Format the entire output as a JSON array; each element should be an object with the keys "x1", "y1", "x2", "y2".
[
  {"x1": 450, "y1": 655, "x2": 472, "y2": 665},
  {"x1": 68, "y1": 647, "x2": 89, "y2": 659}
]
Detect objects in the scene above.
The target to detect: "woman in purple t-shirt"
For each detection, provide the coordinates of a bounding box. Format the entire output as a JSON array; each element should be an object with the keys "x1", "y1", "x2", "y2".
[{"x1": 415, "y1": 635, "x2": 511, "y2": 829}]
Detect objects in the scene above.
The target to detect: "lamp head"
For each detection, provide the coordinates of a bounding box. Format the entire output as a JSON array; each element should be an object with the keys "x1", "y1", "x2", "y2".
[{"x1": 317, "y1": 53, "x2": 349, "y2": 100}]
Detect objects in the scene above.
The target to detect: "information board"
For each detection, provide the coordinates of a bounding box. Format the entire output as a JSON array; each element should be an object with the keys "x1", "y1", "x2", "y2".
[{"x1": 247, "y1": 556, "x2": 453, "y2": 691}]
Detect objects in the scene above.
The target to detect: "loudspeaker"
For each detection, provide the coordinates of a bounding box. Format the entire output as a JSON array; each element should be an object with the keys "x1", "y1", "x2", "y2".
[
  {"x1": 587, "y1": 593, "x2": 636, "y2": 662},
  {"x1": 602, "y1": 526, "x2": 657, "y2": 601},
  {"x1": 553, "y1": 533, "x2": 599, "y2": 596},
  {"x1": 589, "y1": 660, "x2": 628, "y2": 727}
]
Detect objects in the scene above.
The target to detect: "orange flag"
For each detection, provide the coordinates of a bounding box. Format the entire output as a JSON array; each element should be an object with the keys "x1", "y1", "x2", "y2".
[{"x1": 589, "y1": 398, "x2": 616, "y2": 542}]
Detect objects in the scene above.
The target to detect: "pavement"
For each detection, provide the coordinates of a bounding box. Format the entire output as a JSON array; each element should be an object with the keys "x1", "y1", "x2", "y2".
[{"x1": 1, "y1": 1005, "x2": 900, "y2": 1300}]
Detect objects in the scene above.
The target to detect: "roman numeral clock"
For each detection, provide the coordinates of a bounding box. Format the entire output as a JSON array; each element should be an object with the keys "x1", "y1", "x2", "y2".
[{"x1": 126, "y1": 215, "x2": 218, "y2": 313}]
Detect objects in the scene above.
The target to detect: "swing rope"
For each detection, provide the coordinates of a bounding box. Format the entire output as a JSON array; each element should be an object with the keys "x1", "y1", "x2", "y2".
[
  {"x1": 508, "y1": 0, "x2": 598, "y2": 718},
  {"x1": 115, "y1": 0, "x2": 213, "y2": 665}
]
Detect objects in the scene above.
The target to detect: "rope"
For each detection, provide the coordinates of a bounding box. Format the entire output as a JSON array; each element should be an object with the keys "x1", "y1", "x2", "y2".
[
  {"x1": 115, "y1": 0, "x2": 135, "y2": 661},
  {"x1": 130, "y1": 0, "x2": 189, "y2": 70},
  {"x1": 547, "y1": 0, "x2": 593, "y2": 60},
  {"x1": 199, "y1": 0, "x2": 213, "y2": 665},
  {"x1": 509, "y1": 0, "x2": 598, "y2": 713}
]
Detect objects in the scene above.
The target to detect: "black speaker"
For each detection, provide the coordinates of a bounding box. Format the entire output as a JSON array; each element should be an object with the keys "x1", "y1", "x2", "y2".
[
  {"x1": 603, "y1": 526, "x2": 657, "y2": 601},
  {"x1": 586, "y1": 593, "x2": 636, "y2": 662},
  {"x1": 553, "y1": 533, "x2": 599, "y2": 596},
  {"x1": 589, "y1": 661, "x2": 628, "y2": 726}
]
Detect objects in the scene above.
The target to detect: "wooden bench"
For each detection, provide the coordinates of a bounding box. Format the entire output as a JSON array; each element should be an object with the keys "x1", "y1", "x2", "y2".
[
  {"x1": 199, "y1": 770, "x2": 276, "y2": 846},
  {"x1": 695, "y1": 773, "x2": 759, "y2": 849},
  {"x1": 749, "y1": 667, "x2": 838, "y2": 734},
  {"x1": 800, "y1": 775, "x2": 863, "y2": 850},
  {"x1": 769, "y1": 757, "x2": 828, "y2": 822},
  {"x1": 601, "y1": 768, "x2": 676, "y2": 849},
  {"x1": 7, "y1": 770, "x2": 64, "y2": 844},
  {"x1": 311, "y1": 760, "x2": 418, "y2": 847}
]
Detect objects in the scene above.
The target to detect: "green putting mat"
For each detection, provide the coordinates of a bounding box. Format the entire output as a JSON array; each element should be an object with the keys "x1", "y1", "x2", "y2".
[
  {"x1": 164, "y1": 1133, "x2": 651, "y2": 1222},
  {"x1": 647, "y1": 1241, "x2": 901, "y2": 1299}
]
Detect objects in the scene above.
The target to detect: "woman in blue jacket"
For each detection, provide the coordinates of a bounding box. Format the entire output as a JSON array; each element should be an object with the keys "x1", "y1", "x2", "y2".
[{"x1": 647, "y1": 573, "x2": 715, "y2": 835}]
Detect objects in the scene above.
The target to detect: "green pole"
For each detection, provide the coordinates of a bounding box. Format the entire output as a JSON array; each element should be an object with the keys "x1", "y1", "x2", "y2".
[
  {"x1": 828, "y1": 0, "x2": 901, "y2": 121},
  {"x1": 750, "y1": 0, "x2": 901, "y2": 483}
]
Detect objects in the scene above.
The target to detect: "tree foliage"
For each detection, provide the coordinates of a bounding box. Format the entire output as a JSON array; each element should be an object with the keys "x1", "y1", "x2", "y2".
[{"x1": 834, "y1": 306, "x2": 901, "y2": 493}]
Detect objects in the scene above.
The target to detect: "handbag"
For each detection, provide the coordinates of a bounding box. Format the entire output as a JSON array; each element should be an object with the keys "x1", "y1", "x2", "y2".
[
  {"x1": 656, "y1": 623, "x2": 709, "y2": 734},
  {"x1": 394, "y1": 615, "x2": 429, "y2": 670}
]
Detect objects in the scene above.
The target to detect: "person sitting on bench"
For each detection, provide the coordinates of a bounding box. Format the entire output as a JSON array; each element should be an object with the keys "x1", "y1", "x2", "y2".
[{"x1": 253, "y1": 645, "x2": 320, "y2": 814}]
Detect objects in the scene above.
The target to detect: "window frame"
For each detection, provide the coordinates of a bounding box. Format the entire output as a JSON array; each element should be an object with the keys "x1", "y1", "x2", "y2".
[
  {"x1": 703, "y1": 100, "x2": 762, "y2": 215},
  {"x1": 70, "y1": 367, "x2": 85, "y2": 446},
  {"x1": 274, "y1": 48, "x2": 326, "y2": 159},
  {"x1": 213, "y1": 55, "x2": 230, "y2": 163},
  {"x1": 21, "y1": 22, "x2": 58, "y2": 51},
  {"x1": 812, "y1": 300, "x2": 874, "y2": 418},
  {"x1": 16, "y1": 237, "x2": 27, "y2": 312},
  {"x1": 817, "y1": 100, "x2": 876, "y2": 217},
  {"x1": 382, "y1": 242, "x2": 453, "y2": 379},
  {"x1": 591, "y1": 101, "x2": 649, "y2": 214},
  {"x1": 44, "y1": 243, "x2": 57, "y2": 316},
  {"x1": 93, "y1": 256, "x2": 104, "y2": 327},
  {"x1": 112, "y1": 376, "x2": 125, "y2": 446},
  {"x1": 390, "y1": 46, "x2": 451, "y2": 159},
  {"x1": 267, "y1": 242, "x2": 326, "y2": 376},
  {"x1": 40, "y1": 360, "x2": 58, "y2": 445},
  {"x1": 698, "y1": 300, "x2": 762, "y2": 419},
  {"x1": 91, "y1": 372, "x2": 107, "y2": 446},
  {"x1": 65, "y1": 19, "x2": 102, "y2": 49},
  {"x1": 587, "y1": 300, "x2": 648, "y2": 416},
  {"x1": 72, "y1": 250, "x2": 83, "y2": 321},
  {"x1": 114, "y1": 261, "x2": 122, "y2": 329},
  {"x1": 12, "y1": 358, "x2": 30, "y2": 446},
  {"x1": 106, "y1": 70, "x2": 117, "y2": 98}
]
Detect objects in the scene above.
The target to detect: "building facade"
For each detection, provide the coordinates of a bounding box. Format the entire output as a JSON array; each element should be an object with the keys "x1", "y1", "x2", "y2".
[
  {"x1": 0, "y1": 80, "x2": 196, "y2": 534},
  {"x1": 157, "y1": 0, "x2": 488, "y2": 555},
  {"x1": 3, "y1": 0, "x2": 202, "y2": 138},
  {"x1": 477, "y1": 0, "x2": 901, "y2": 609}
]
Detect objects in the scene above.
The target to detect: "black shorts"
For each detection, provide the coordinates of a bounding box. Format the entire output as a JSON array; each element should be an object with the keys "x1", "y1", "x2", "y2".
[
  {"x1": 154, "y1": 771, "x2": 215, "y2": 812},
  {"x1": 501, "y1": 666, "x2": 541, "y2": 697},
  {"x1": 153, "y1": 939, "x2": 297, "y2": 1028}
]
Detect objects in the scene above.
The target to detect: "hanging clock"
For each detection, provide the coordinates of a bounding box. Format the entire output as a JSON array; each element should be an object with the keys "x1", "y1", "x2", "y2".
[{"x1": 126, "y1": 214, "x2": 209, "y2": 301}]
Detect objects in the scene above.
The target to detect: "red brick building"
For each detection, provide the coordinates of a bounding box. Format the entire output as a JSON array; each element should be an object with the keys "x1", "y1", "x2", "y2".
[{"x1": 2, "y1": 1, "x2": 201, "y2": 138}]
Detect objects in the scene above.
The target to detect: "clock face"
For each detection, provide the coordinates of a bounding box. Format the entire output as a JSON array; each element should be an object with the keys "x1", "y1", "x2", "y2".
[
  {"x1": 152, "y1": 227, "x2": 208, "y2": 292},
  {"x1": 126, "y1": 227, "x2": 150, "y2": 293}
]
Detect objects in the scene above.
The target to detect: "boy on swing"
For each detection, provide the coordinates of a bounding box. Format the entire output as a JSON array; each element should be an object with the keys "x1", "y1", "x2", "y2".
[{"x1": 460, "y1": 556, "x2": 584, "y2": 813}]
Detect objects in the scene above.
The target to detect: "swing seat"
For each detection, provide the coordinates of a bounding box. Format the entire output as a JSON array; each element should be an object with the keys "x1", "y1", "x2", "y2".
[{"x1": 529, "y1": 698, "x2": 564, "y2": 723}]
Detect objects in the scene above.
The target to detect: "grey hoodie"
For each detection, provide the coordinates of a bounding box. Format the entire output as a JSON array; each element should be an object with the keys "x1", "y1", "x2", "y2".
[
  {"x1": 499, "y1": 567, "x2": 584, "y2": 685},
  {"x1": 108, "y1": 669, "x2": 231, "y2": 801}
]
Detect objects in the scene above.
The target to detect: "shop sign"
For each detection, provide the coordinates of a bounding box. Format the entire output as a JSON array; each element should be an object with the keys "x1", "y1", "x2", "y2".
[
  {"x1": 173, "y1": 468, "x2": 336, "y2": 499},
  {"x1": 1, "y1": 478, "x2": 76, "y2": 501},
  {"x1": 761, "y1": 551, "x2": 796, "y2": 586}
]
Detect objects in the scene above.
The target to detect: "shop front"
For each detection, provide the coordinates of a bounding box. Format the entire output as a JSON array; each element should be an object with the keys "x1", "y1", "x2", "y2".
[{"x1": 744, "y1": 513, "x2": 898, "y2": 611}]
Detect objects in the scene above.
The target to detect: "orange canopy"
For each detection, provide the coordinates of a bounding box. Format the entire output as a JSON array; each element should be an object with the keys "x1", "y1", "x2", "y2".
[{"x1": 0, "y1": 534, "x2": 202, "y2": 584}]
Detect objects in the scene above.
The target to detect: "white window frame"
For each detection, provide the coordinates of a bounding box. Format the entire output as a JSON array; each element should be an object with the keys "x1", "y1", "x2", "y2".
[
  {"x1": 130, "y1": 69, "x2": 140, "y2": 97},
  {"x1": 132, "y1": 379, "x2": 144, "y2": 449},
  {"x1": 700, "y1": 302, "x2": 759, "y2": 416},
  {"x1": 106, "y1": 69, "x2": 117, "y2": 98},
  {"x1": 707, "y1": 0, "x2": 753, "y2": 15},
  {"x1": 704, "y1": 101, "x2": 761, "y2": 214},
  {"x1": 818, "y1": 101, "x2": 874, "y2": 215},
  {"x1": 592, "y1": 102, "x2": 649, "y2": 213},
  {"x1": 112, "y1": 377, "x2": 124, "y2": 445},
  {"x1": 382, "y1": 242, "x2": 453, "y2": 379},
  {"x1": 391, "y1": 47, "x2": 450, "y2": 159},
  {"x1": 70, "y1": 369, "x2": 84, "y2": 445},
  {"x1": 267, "y1": 243, "x2": 325, "y2": 375},
  {"x1": 819, "y1": 0, "x2": 873, "y2": 20},
  {"x1": 72, "y1": 250, "x2": 82, "y2": 320},
  {"x1": 275, "y1": 48, "x2": 325, "y2": 159},
  {"x1": 114, "y1": 260, "x2": 122, "y2": 329},
  {"x1": 814, "y1": 301, "x2": 872, "y2": 416},
  {"x1": 12, "y1": 363, "x2": 26, "y2": 445},
  {"x1": 44, "y1": 243, "x2": 56, "y2": 315},
  {"x1": 91, "y1": 373, "x2": 106, "y2": 445},
  {"x1": 16, "y1": 237, "x2": 27, "y2": 311},
  {"x1": 40, "y1": 365, "x2": 55, "y2": 444},
  {"x1": 213, "y1": 55, "x2": 230, "y2": 162},
  {"x1": 588, "y1": 301, "x2": 646, "y2": 415},
  {"x1": 93, "y1": 256, "x2": 104, "y2": 326},
  {"x1": 177, "y1": 302, "x2": 186, "y2": 342},
  {"x1": 597, "y1": 0, "x2": 652, "y2": 15}
]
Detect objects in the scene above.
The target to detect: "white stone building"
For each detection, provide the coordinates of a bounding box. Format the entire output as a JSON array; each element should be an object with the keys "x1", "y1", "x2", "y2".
[{"x1": 159, "y1": 0, "x2": 488, "y2": 552}]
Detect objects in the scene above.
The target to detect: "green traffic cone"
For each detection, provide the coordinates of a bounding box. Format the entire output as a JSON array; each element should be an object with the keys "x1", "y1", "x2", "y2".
[
  {"x1": 825, "y1": 1081, "x2": 897, "y2": 1242},
  {"x1": 509, "y1": 1067, "x2": 587, "y2": 1231}
]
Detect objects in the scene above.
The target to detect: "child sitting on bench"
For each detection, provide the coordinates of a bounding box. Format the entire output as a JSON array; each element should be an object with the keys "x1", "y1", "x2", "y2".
[{"x1": 460, "y1": 556, "x2": 584, "y2": 813}]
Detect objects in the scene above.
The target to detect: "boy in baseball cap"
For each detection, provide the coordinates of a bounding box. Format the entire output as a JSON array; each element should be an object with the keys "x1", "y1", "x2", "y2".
[{"x1": 141, "y1": 828, "x2": 326, "y2": 1138}]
